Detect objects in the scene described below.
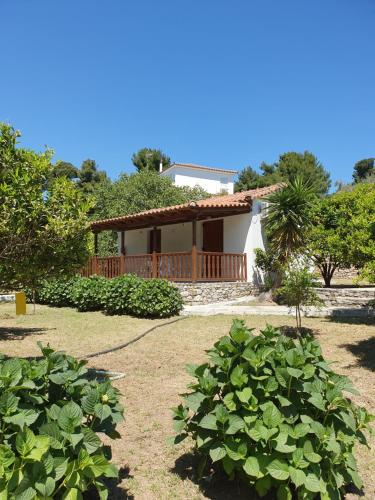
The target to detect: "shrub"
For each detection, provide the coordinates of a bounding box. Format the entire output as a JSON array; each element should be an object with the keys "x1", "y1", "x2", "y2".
[
  {"x1": 172, "y1": 320, "x2": 373, "y2": 499},
  {"x1": 102, "y1": 274, "x2": 140, "y2": 315},
  {"x1": 0, "y1": 343, "x2": 124, "y2": 498},
  {"x1": 127, "y1": 278, "x2": 183, "y2": 318},
  {"x1": 103, "y1": 275, "x2": 183, "y2": 318},
  {"x1": 277, "y1": 265, "x2": 323, "y2": 330},
  {"x1": 38, "y1": 276, "x2": 78, "y2": 307},
  {"x1": 71, "y1": 275, "x2": 110, "y2": 312}
]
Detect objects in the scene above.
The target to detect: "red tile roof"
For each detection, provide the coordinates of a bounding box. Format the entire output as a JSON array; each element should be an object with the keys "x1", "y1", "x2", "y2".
[
  {"x1": 161, "y1": 163, "x2": 238, "y2": 175},
  {"x1": 91, "y1": 183, "x2": 284, "y2": 231}
]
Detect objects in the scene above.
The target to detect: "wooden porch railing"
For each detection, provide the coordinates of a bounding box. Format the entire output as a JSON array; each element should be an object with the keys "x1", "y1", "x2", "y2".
[{"x1": 80, "y1": 251, "x2": 247, "y2": 282}]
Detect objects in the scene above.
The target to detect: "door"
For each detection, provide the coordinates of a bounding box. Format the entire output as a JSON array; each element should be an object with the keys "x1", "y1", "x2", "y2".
[
  {"x1": 202, "y1": 219, "x2": 223, "y2": 252},
  {"x1": 148, "y1": 229, "x2": 161, "y2": 253},
  {"x1": 202, "y1": 220, "x2": 223, "y2": 278}
]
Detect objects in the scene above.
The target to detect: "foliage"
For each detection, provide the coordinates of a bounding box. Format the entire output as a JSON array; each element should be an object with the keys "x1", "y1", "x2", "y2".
[
  {"x1": 264, "y1": 177, "x2": 317, "y2": 265},
  {"x1": 353, "y1": 158, "x2": 374, "y2": 183},
  {"x1": 77, "y1": 159, "x2": 108, "y2": 195},
  {"x1": 172, "y1": 320, "x2": 373, "y2": 499},
  {"x1": 0, "y1": 343, "x2": 124, "y2": 499},
  {"x1": 71, "y1": 276, "x2": 110, "y2": 312},
  {"x1": 306, "y1": 184, "x2": 375, "y2": 285},
  {"x1": 126, "y1": 278, "x2": 184, "y2": 318},
  {"x1": 131, "y1": 147, "x2": 171, "y2": 172},
  {"x1": 0, "y1": 124, "x2": 93, "y2": 295},
  {"x1": 254, "y1": 248, "x2": 281, "y2": 290},
  {"x1": 91, "y1": 170, "x2": 208, "y2": 255},
  {"x1": 102, "y1": 275, "x2": 183, "y2": 318},
  {"x1": 38, "y1": 277, "x2": 79, "y2": 308},
  {"x1": 235, "y1": 151, "x2": 331, "y2": 195},
  {"x1": 277, "y1": 265, "x2": 322, "y2": 330},
  {"x1": 34, "y1": 275, "x2": 183, "y2": 318},
  {"x1": 100, "y1": 275, "x2": 140, "y2": 315}
]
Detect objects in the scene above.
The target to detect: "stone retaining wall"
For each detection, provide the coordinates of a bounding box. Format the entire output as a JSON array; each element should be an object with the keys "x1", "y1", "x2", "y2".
[
  {"x1": 315, "y1": 287, "x2": 375, "y2": 307},
  {"x1": 175, "y1": 282, "x2": 258, "y2": 305}
]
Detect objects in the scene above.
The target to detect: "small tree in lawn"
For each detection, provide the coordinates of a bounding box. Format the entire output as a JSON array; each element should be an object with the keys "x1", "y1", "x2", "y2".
[
  {"x1": 0, "y1": 123, "x2": 93, "y2": 311},
  {"x1": 278, "y1": 264, "x2": 322, "y2": 331}
]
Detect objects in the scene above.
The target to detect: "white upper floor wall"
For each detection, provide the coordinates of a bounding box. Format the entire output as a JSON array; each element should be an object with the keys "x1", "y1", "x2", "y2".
[{"x1": 160, "y1": 163, "x2": 237, "y2": 195}]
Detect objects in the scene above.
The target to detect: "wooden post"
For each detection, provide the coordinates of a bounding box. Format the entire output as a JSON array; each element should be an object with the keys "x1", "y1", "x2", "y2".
[
  {"x1": 94, "y1": 232, "x2": 99, "y2": 255},
  {"x1": 191, "y1": 220, "x2": 197, "y2": 282},
  {"x1": 92, "y1": 255, "x2": 99, "y2": 275},
  {"x1": 243, "y1": 253, "x2": 247, "y2": 282},
  {"x1": 120, "y1": 231, "x2": 125, "y2": 255},
  {"x1": 152, "y1": 227, "x2": 158, "y2": 278},
  {"x1": 120, "y1": 254, "x2": 126, "y2": 275}
]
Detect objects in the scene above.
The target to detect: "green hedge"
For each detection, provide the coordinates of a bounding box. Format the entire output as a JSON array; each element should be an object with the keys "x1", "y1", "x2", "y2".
[
  {"x1": 172, "y1": 319, "x2": 373, "y2": 499},
  {"x1": 0, "y1": 343, "x2": 124, "y2": 498},
  {"x1": 71, "y1": 275, "x2": 110, "y2": 312},
  {"x1": 31, "y1": 274, "x2": 183, "y2": 318}
]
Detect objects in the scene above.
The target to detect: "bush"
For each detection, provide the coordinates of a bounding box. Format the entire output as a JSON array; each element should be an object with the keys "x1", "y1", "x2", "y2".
[
  {"x1": 102, "y1": 274, "x2": 140, "y2": 315},
  {"x1": 32, "y1": 274, "x2": 183, "y2": 318},
  {"x1": 38, "y1": 277, "x2": 78, "y2": 307},
  {"x1": 0, "y1": 343, "x2": 124, "y2": 498},
  {"x1": 127, "y1": 278, "x2": 183, "y2": 318},
  {"x1": 71, "y1": 275, "x2": 110, "y2": 312},
  {"x1": 172, "y1": 320, "x2": 373, "y2": 499},
  {"x1": 102, "y1": 275, "x2": 183, "y2": 318}
]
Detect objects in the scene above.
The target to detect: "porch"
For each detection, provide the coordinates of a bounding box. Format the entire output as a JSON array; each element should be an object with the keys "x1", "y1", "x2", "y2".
[{"x1": 81, "y1": 250, "x2": 247, "y2": 282}]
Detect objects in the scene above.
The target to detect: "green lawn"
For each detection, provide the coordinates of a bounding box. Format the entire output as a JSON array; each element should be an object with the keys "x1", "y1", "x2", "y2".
[{"x1": 1, "y1": 303, "x2": 374, "y2": 499}]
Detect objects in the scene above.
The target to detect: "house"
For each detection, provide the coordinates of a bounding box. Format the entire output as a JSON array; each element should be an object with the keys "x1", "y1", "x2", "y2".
[
  {"x1": 159, "y1": 163, "x2": 237, "y2": 194},
  {"x1": 84, "y1": 169, "x2": 283, "y2": 289}
]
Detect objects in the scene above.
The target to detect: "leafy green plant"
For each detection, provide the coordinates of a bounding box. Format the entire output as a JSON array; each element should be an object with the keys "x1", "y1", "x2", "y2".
[
  {"x1": 277, "y1": 265, "x2": 323, "y2": 330},
  {"x1": 38, "y1": 277, "x2": 79, "y2": 307},
  {"x1": 172, "y1": 320, "x2": 373, "y2": 499},
  {"x1": 101, "y1": 274, "x2": 140, "y2": 315},
  {"x1": 102, "y1": 275, "x2": 183, "y2": 318},
  {"x1": 0, "y1": 343, "x2": 124, "y2": 499},
  {"x1": 254, "y1": 248, "x2": 280, "y2": 290},
  {"x1": 71, "y1": 275, "x2": 110, "y2": 312},
  {"x1": 127, "y1": 278, "x2": 183, "y2": 318}
]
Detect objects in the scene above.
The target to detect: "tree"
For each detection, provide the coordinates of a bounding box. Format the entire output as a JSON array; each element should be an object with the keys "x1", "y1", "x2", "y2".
[
  {"x1": 49, "y1": 160, "x2": 79, "y2": 183},
  {"x1": 0, "y1": 124, "x2": 92, "y2": 306},
  {"x1": 307, "y1": 183, "x2": 375, "y2": 285},
  {"x1": 235, "y1": 151, "x2": 331, "y2": 195},
  {"x1": 78, "y1": 159, "x2": 108, "y2": 194},
  {"x1": 91, "y1": 170, "x2": 208, "y2": 255},
  {"x1": 353, "y1": 158, "x2": 374, "y2": 183},
  {"x1": 264, "y1": 177, "x2": 317, "y2": 265},
  {"x1": 131, "y1": 147, "x2": 171, "y2": 172},
  {"x1": 278, "y1": 264, "x2": 322, "y2": 331}
]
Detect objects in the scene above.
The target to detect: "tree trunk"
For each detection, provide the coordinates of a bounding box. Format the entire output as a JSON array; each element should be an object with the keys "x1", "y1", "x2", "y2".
[{"x1": 32, "y1": 289, "x2": 36, "y2": 315}]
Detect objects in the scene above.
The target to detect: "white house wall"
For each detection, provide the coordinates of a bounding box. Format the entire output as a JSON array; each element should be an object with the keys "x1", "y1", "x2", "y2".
[
  {"x1": 117, "y1": 199, "x2": 266, "y2": 283},
  {"x1": 161, "y1": 166, "x2": 234, "y2": 194}
]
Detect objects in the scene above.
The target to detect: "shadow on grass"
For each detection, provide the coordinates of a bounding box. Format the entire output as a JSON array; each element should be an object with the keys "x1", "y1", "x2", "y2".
[
  {"x1": 327, "y1": 314, "x2": 375, "y2": 327},
  {"x1": 84, "y1": 466, "x2": 134, "y2": 500},
  {"x1": 340, "y1": 336, "x2": 375, "y2": 371},
  {"x1": 172, "y1": 452, "x2": 273, "y2": 500},
  {"x1": 0, "y1": 326, "x2": 52, "y2": 341}
]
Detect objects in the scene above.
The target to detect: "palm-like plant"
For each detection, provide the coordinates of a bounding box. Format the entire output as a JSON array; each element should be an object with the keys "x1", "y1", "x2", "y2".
[{"x1": 264, "y1": 176, "x2": 317, "y2": 264}]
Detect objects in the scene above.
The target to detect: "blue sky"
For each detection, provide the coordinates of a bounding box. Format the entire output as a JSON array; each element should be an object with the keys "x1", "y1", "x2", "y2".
[{"x1": 1, "y1": 0, "x2": 374, "y2": 186}]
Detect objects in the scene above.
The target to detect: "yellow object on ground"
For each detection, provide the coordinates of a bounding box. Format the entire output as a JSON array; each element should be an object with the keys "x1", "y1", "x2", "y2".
[{"x1": 15, "y1": 291, "x2": 26, "y2": 315}]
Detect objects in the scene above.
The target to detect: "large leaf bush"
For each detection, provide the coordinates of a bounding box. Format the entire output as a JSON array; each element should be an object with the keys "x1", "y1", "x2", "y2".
[
  {"x1": 0, "y1": 343, "x2": 124, "y2": 499},
  {"x1": 172, "y1": 320, "x2": 373, "y2": 499},
  {"x1": 31, "y1": 274, "x2": 183, "y2": 318},
  {"x1": 37, "y1": 277, "x2": 79, "y2": 308},
  {"x1": 126, "y1": 278, "x2": 184, "y2": 318},
  {"x1": 101, "y1": 274, "x2": 140, "y2": 315},
  {"x1": 71, "y1": 276, "x2": 110, "y2": 312}
]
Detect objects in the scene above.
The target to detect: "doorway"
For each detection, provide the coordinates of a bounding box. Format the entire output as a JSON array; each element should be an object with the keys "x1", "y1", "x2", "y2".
[{"x1": 202, "y1": 219, "x2": 223, "y2": 278}]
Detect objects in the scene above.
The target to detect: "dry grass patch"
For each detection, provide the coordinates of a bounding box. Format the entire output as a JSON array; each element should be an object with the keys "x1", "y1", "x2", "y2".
[{"x1": 0, "y1": 304, "x2": 374, "y2": 499}]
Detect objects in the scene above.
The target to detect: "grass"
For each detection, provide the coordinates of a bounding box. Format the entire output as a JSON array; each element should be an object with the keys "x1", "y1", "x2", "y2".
[{"x1": 1, "y1": 303, "x2": 374, "y2": 499}]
